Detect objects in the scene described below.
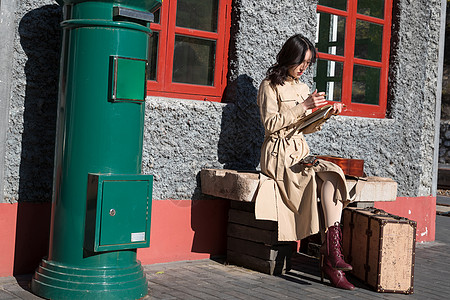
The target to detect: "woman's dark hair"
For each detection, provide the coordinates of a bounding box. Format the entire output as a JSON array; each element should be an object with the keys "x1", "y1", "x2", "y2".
[{"x1": 266, "y1": 34, "x2": 317, "y2": 86}]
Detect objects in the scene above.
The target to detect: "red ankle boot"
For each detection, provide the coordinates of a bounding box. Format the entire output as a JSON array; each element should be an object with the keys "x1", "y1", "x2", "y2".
[
  {"x1": 320, "y1": 255, "x2": 355, "y2": 290},
  {"x1": 320, "y1": 222, "x2": 352, "y2": 271}
]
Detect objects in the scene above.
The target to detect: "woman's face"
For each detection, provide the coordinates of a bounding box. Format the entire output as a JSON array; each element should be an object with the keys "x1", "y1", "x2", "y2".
[{"x1": 288, "y1": 49, "x2": 312, "y2": 79}]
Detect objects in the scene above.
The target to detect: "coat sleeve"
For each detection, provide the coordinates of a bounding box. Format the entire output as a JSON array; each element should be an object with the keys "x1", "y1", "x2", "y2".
[{"x1": 257, "y1": 81, "x2": 306, "y2": 134}]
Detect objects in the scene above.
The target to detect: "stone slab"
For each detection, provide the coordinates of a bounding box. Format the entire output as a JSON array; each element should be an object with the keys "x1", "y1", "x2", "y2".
[
  {"x1": 201, "y1": 169, "x2": 397, "y2": 203},
  {"x1": 201, "y1": 169, "x2": 259, "y2": 202}
]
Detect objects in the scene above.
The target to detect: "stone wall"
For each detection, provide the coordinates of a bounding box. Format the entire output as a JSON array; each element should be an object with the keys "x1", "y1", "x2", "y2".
[
  {"x1": 0, "y1": 0, "x2": 444, "y2": 202},
  {"x1": 1, "y1": 1, "x2": 61, "y2": 202}
]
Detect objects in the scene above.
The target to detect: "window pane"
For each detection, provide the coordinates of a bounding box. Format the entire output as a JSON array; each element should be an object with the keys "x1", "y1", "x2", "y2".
[
  {"x1": 352, "y1": 64, "x2": 380, "y2": 105},
  {"x1": 318, "y1": 0, "x2": 347, "y2": 11},
  {"x1": 313, "y1": 59, "x2": 344, "y2": 102},
  {"x1": 316, "y1": 12, "x2": 346, "y2": 56},
  {"x1": 176, "y1": 0, "x2": 218, "y2": 32},
  {"x1": 147, "y1": 31, "x2": 159, "y2": 81},
  {"x1": 172, "y1": 35, "x2": 216, "y2": 86},
  {"x1": 354, "y1": 20, "x2": 383, "y2": 62},
  {"x1": 357, "y1": 0, "x2": 384, "y2": 19},
  {"x1": 153, "y1": 8, "x2": 160, "y2": 24}
]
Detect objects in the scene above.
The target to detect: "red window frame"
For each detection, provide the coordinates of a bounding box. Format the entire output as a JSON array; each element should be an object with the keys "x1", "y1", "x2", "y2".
[
  {"x1": 147, "y1": 0, "x2": 232, "y2": 102},
  {"x1": 316, "y1": 0, "x2": 392, "y2": 118}
]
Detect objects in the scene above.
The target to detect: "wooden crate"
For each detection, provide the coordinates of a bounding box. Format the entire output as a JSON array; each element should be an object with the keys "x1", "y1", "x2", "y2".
[
  {"x1": 342, "y1": 207, "x2": 416, "y2": 294},
  {"x1": 226, "y1": 201, "x2": 293, "y2": 275}
]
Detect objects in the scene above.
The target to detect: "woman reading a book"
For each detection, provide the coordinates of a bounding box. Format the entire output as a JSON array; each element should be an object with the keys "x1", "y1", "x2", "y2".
[{"x1": 256, "y1": 34, "x2": 354, "y2": 290}]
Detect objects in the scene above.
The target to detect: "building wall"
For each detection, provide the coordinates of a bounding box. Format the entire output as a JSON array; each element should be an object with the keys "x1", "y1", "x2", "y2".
[
  {"x1": 144, "y1": 0, "x2": 443, "y2": 200},
  {"x1": 0, "y1": 0, "x2": 444, "y2": 276},
  {"x1": 1, "y1": 0, "x2": 443, "y2": 203}
]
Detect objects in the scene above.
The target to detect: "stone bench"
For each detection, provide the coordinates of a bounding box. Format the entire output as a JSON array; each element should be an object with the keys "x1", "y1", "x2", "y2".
[{"x1": 200, "y1": 169, "x2": 398, "y2": 275}]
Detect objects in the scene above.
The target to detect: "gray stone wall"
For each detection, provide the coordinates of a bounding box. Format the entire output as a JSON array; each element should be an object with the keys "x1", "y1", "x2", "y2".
[
  {"x1": 0, "y1": 0, "x2": 444, "y2": 202},
  {"x1": 1, "y1": 1, "x2": 61, "y2": 203}
]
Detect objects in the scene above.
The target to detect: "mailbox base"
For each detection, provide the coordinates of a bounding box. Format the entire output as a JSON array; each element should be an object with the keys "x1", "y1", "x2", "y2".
[{"x1": 31, "y1": 258, "x2": 148, "y2": 300}]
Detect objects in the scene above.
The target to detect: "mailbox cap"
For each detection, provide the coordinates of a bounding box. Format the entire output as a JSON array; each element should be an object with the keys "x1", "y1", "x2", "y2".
[{"x1": 58, "y1": 0, "x2": 162, "y2": 13}]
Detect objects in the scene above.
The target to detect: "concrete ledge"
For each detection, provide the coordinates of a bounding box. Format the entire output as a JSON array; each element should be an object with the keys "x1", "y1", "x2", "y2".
[
  {"x1": 201, "y1": 169, "x2": 260, "y2": 202},
  {"x1": 200, "y1": 169, "x2": 397, "y2": 203},
  {"x1": 351, "y1": 176, "x2": 397, "y2": 202}
]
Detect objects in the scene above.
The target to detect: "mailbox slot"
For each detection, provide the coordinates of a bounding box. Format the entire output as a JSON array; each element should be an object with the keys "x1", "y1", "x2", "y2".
[{"x1": 113, "y1": 6, "x2": 154, "y2": 23}]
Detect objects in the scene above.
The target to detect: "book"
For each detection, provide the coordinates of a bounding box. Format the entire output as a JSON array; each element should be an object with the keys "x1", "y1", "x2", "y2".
[{"x1": 296, "y1": 104, "x2": 335, "y2": 131}]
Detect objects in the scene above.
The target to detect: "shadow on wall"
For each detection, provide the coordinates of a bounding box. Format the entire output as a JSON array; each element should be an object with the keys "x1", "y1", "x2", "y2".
[
  {"x1": 13, "y1": 4, "x2": 62, "y2": 275},
  {"x1": 217, "y1": 74, "x2": 264, "y2": 171},
  {"x1": 191, "y1": 75, "x2": 263, "y2": 257}
]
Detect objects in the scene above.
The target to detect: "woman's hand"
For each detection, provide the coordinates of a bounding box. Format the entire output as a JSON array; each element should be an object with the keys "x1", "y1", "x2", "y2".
[
  {"x1": 301, "y1": 90, "x2": 327, "y2": 111},
  {"x1": 332, "y1": 102, "x2": 344, "y2": 115}
]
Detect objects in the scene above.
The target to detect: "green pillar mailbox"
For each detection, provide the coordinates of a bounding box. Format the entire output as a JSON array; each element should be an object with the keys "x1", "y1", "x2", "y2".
[{"x1": 31, "y1": 1, "x2": 161, "y2": 299}]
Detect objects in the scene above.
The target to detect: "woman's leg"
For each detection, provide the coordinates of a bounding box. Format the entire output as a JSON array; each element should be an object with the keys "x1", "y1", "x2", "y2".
[
  {"x1": 318, "y1": 173, "x2": 343, "y2": 228},
  {"x1": 316, "y1": 172, "x2": 354, "y2": 290}
]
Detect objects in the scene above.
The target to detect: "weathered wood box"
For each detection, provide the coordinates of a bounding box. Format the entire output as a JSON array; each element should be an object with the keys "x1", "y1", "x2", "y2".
[
  {"x1": 227, "y1": 201, "x2": 293, "y2": 275},
  {"x1": 342, "y1": 207, "x2": 416, "y2": 294}
]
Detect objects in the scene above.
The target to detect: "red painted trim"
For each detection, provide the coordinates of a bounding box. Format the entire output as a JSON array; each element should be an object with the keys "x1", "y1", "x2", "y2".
[
  {"x1": 147, "y1": 90, "x2": 221, "y2": 102},
  {"x1": 316, "y1": 5, "x2": 349, "y2": 17},
  {"x1": 356, "y1": 14, "x2": 385, "y2": 25},
  {"x1": 175, "y1": 27, "x2": 219, "y2": 40},
  {"x1": 147, "y1": 0, "x2": 232, "y2": 102},
  {"x1": 147, "y1": 1, "x2": 169, "y2": 92},
  {"x1": 353, "y1": 58, "x2": 382, "y2": 68},
  {"x1": 0, "y1": 203, "x2": 17, "y2": 277},
  {"x1": 317, "y1": 52, "x2": 345, "y2": 62},
  {"x1": 379, "y1": 0, "x2": 393, "y2": 119},
  {"x1": 374, "y1": 196, "x2": 436, "y2": 243},
  {"x1": 0, "y1": 202, "x2": 51, "y2": 277},
  {"x1": 343, "y1": 0, "x2": 357, "y2": 110},
  {"x1": 0, "y1": 199, "x2": 229, "y2": 277},
  {"x1": 137, "y1": 199, "x2": 229, "y2": 265},
  {"x1": 0, "y1": 195, "x2": 435, "y2": 276}
]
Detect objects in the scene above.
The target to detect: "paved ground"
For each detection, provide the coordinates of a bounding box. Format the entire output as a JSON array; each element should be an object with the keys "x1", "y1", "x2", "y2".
[{"x1": 1, "y1": 215, "x2": 449, "y2": 299}]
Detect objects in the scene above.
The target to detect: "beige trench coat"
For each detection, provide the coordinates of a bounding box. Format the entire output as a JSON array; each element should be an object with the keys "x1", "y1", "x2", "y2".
[{"x1": 255, "y1": 79, "x2": 349, "y2": 241}]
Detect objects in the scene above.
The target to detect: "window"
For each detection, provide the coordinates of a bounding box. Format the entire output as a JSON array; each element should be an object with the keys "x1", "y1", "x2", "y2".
[
  {"x1": 314, "y1": 0, "x2": 392, "y2": 118},
  {"x1": 147, "y1": 0, "x2": 232, "y2": 102}
]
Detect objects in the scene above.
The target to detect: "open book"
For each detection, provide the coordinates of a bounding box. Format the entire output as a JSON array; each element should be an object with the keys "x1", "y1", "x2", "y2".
[{"x1": 296, "y1": 104, "x2": 335, "y2": 131}]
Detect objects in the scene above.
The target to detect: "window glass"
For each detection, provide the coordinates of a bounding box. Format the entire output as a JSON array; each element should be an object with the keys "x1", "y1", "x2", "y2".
[
  {"x1": 176, "y1": 0, "x2": 218, "y2": 32},
  {"x1": 148, "y1": 32, "x2": 159, "y2": 81},
  {"x1": 352, "y1": 64, "x2": 380, "y2": 105},
  {"x1": 316, "y1": 12, "x2": 346, "y2": 57},
  {"x1": 354, "y1": 20, "x2": 383, "y2": 62},
  {"x1": 357, "y1": 0, "x2": 384, "y2": 19},
  {"x1": 172, "y1": 35, "x2": 216, "y2": 86},
  {"x1": 314, "y1": 59, "x2": 344, "y2": 102},
  {"x1": 153, "y1": 8, "x2": 160, "y2": 24},
  {"x1": 318, "y1": 0, "x2": 347, "y2": 11}
]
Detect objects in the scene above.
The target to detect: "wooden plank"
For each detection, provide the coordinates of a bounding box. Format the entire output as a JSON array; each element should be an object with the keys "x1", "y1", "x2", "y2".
[
  {"x1": 438, "y1": 164, "x2": 450, "y2": 189},
  {"x1": 227, "y1": 249, "x2": 289, "y2": 275},
  {"x1": 228, "y1": 209, "x2": 278, "y2": 231},
  {"x1": 230, "y1": 200, "x2": 255, "y2": 212},
  {"x1": 227, "y1": 237, "x2": 292, "y2": 261},
  {"x1": 227, "y1": 223, "x2": 277, "y2": 245}
]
